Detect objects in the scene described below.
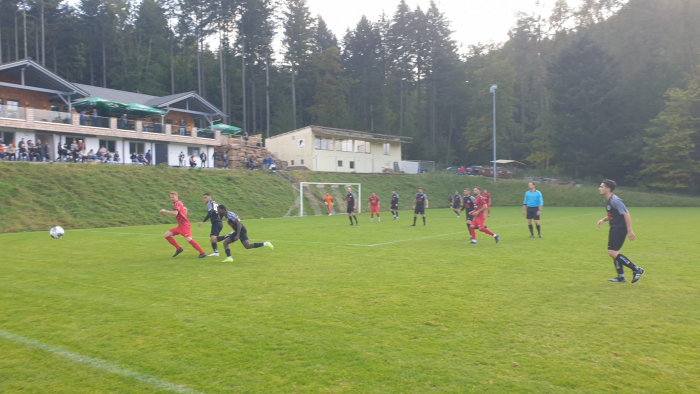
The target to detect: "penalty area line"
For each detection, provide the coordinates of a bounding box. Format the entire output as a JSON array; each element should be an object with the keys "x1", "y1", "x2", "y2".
[{"x1": 0, "y1": 330, "x2": 207, "y2": 394}]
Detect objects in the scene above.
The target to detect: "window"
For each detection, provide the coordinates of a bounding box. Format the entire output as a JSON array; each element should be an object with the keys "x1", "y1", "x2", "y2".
[
  {"x1": 337, "y1": 160, "x2": 343, "y2": 167},
  {"x1": 336, "y1": 139, "x2": 353, "y2": 152},
  {"x1": 301, "y1": 159, "x2": 304, "y2": 165},
  {"x1": 0, "y1": 131, "x2": 14, "y2": 144},
  {"x1": 349, "y1": 161, "x2": 355, "y2": 169},
  {"x1": 99, "y1": 139, "x2": 116, "y2": 153},
  {"x1": 187, "y1": 147, "x2": 200, "y2": 157},
  {"x1": 130, "y1": 142, "x2": 145, "y2": 154},
  {"x1": 51, "y1": 105, "x2": 60, "y2": 111},
  {"x1": 365, "y1": 142, "x2": 371, "y2": 154},
  {"x1": 291, "y1": 160, "x2": 295, "y2": 165},
  {"x1": 355, "y1": 141, "x2": 365, "y2": 153},
  {"x1": 7, "y1": 100, "x2": 19, "y2": 118},
  {"x1": 383, "y1": 143, "x2": 391, "y2": 155},
  {"x1": 315, "y1": 136, "x2": 331, "y2": 150}
]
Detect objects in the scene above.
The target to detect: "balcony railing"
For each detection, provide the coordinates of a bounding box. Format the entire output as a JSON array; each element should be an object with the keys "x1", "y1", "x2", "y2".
[
  {"x1": 0, "y1": 106, "x2": 26, "y2": 120},
  {"x1": 79, "y1": 115, "x2": 111, "y2": 129},
  {"x1": 142, "y1": 121, "x2": 164, "y2": 134},
  {"x1": 117, "y1": 118, "x2": 134, "y2": 131},
  {"x1": 197, "y1": 129, "x2": 215, "y2": 139},
  {"x1": 34, "y1": 109, "x2": 72, "y2": 124}
]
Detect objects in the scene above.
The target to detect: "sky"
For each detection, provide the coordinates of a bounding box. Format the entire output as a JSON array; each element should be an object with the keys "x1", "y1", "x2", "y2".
[
  {"x1": 306, "y1": 0, "x2": 579, "y2": 50},
  {"x1": 66, "y1": 0, "x2": 581, "y2": 52}
]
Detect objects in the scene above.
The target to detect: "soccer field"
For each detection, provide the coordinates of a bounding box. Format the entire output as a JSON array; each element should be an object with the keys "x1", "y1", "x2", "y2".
[{"x1": 1, "y1": 207, "x2": 699, "y2": 393}]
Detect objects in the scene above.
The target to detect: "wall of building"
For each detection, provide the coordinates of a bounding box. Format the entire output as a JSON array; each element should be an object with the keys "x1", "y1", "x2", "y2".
[
  {"x1": 264, "y1": 127, "x2": 314, "y2": 168},
  {"x1": 0, "y1": 81, "x2": 60, "y2": 110},
  {"x1": 311, "y1": 138, "x2": 402, "y2": 173}
]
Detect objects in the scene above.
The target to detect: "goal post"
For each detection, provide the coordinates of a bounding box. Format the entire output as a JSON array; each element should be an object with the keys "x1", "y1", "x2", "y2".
[{"x1": 299, "y1": 182, "x2": 361, "y2": 217}]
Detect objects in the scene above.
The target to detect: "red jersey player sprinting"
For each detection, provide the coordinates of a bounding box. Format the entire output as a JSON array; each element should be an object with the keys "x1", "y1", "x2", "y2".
[
  {"x1": 160, "y1": 191, "x2": 207, "y2": 258},
  {"x1": 483, "y1": 189, "x2": 492, "y2": 217},
  {"x1": 468, "y1": 187, "x2": 499, "y2": 245},
  {"x1": 368, "y1": 191, "x2": 380, "y2": 222}
]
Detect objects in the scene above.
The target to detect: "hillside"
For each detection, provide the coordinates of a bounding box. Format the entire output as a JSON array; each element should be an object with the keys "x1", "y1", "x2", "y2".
[{"x1": 1, "y1": 163, "x2": 698, "y2": 233}]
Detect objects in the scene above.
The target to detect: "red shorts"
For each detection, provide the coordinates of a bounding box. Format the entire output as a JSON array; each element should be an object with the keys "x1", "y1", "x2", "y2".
[
  {"x1": 169, "y1": 226, "x2": 192, "y2": 237},
  {"x1": 472, "y1": 217, "x2": 486, "y2": 228},
  {"x1": 371, "y1": 207, "x2": 379, "y2": 213}
]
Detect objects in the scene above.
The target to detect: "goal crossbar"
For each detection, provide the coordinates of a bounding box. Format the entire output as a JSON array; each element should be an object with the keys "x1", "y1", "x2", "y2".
[{"x1": 299, "y1": 182, "x2": 361, "y2": 217}]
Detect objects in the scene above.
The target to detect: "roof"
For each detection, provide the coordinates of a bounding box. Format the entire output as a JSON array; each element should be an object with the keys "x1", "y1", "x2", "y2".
[
  {"x1": 73, "y1": 83, "x2": 157, "y2": 105},
  {"x1": 269, "y1": 126, "x2": 413, "y2": 144},
  {"x1": 0, "y1": 59, "x2": 88, "y2": 98}
]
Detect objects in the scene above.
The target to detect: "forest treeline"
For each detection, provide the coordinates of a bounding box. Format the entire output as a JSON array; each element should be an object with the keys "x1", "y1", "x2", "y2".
[{"x1": 2, "y1": 0, "x2": 699, "y2": 189}]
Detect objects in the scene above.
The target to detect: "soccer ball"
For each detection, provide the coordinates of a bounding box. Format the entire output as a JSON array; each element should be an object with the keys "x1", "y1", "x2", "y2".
[{"x1": 50, "y1": 226, "x2": 65, "y2": 239}]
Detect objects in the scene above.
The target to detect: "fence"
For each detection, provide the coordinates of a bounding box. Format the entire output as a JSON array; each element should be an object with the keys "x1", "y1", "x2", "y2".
[
  {"x1": 400, "y1": 160, "x2": 436, "y2": 174},
  {"x1": 34, "y1": 109, "x2": 72, "y2": 124},
  {"x1": 0, "y1": 106, "x2": 26, "y2": 120}
]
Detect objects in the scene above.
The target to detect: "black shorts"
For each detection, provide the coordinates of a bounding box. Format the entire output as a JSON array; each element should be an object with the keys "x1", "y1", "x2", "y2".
[
  {"x1": 466, "y1": 214, "x2": 474, "y2": 222},
  {"x1": 608, "y1": 227, "x2": 627, "y2": 251},
  {"x1": 414, "y1": 206, "x2": 425, "y2": 215},
  {"x1": 226, "y1": 225, "x2": 249, "y2": 243},
  {"x1": 347, "y1": 205, "x2": 355, "y2": 213},
  {"x1": 390, "y1": 204, "x2": 398, "y2": 210},
  {"x1": 452, "y1": 203, "x2": 461, "y2": 209},
  {"x1": 526, "y1": 206, "x2": 540, "y2": 220},
  {"x1": 210, "y1": 221, "x2": 223, "y2": 237}
]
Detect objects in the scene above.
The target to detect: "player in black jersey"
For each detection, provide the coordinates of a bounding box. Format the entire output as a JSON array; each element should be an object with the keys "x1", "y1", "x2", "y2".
[
  {"x1": 460, "y1": 188, "x2": 476, "y2": 239},
  {"x1": 412, "y1": 187, "x2": 429, "y2": 226},
  {"x1": 390, "y1": 189, "x2": 399, "y2": 220},
  {"x1": 216, "y1": 205, "x2": 273, "y2": 262},
  {"x1": 345, "y1": 187, "x2": 358, "y2": 225},
  {"x1": 198, "y1": 193, "x2": 223, "y2": 256},
  {"x1": 451, "y1": 190, "x2": 462, "y2": 217},
  {"x1": 597, "y1": 179, "x2": 645, "y2": 283}
]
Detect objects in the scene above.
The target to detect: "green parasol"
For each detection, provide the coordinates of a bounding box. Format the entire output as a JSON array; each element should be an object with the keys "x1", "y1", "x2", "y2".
[
  {"x1": 122, "y1": 103, "x2": 167, "y2": 118},
  {"x1": 73, "y1": 97, "x2": 128, "y2": 114},
  {"x1": 209, "y1": 123, "x2": 242, "y2": 135}
]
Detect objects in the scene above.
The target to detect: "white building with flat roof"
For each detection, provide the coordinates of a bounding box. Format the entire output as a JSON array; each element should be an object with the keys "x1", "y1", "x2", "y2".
[{"x1": 264, "y1": 126, "x2": 412, "y2": 173}]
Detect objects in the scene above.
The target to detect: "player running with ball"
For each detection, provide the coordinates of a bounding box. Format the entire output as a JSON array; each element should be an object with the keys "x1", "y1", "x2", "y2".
[
  {"x1": 160, "y1": 192, "x2": 207, "y2": 258},
  {"x1": 468, "y1": 187, "x2": 499, "y2": 244},
  {"x1": 216, "y1": 205, "x2": 274, "y2": 262}
]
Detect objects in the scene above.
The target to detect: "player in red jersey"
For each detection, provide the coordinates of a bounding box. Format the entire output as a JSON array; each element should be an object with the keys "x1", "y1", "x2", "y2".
[
  {"x1": 368, "y1": 191, "x2": 381, "y2": 222},
  {"x1": 160, "y1": 191, "x2": 207, "y2": 258},
  {"x1": 483, "y1": 189, "x2": 492, "y2": 217},
  {"x1": 468, "y1": 187, "x2": 499, "y2": 244}
]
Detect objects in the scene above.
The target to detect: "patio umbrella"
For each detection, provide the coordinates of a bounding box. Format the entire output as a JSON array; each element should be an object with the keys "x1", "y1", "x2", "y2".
[
  {"x1": 122, "y1": 103, "x2": 167, "y2": 118},
  {"x1": 72, "y1": 97, "x2": 128, "y2": 114},
  {"x1": 209, "y1": 123, "x2": 242, "y2": 135}
]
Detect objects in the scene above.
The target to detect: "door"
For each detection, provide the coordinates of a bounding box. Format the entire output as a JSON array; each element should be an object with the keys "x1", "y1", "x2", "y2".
[{"x1": 155, "y1": 143, "x2": 168, "y2": 165}]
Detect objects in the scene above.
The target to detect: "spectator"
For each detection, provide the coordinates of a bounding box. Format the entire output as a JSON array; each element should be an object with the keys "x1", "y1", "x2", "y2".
[
  {"x1": 0, "y1": 138, "x2": 4, "y2": 161},
  {"x1": 212, "y1": 151, "x2": 219, "y2": 168},
  {"x1": 251, "y1": 160, "x2": 258, "y2": 170},
  {"x1": 460, "y1": 166, "x2": 467, "y2": 175},
  {"x1": 222, "y1": 152, "x2": 228, "y2": 169},
  {"x1": 245, "y1": 156, "x2": 250, "y2": 169},
  {"x1": 269, "y1": 161, "x2": 277, "y2": 171},
  {"x1": 114, "y1": 151, "x2": 121, "y2": 164},
  {"x1": 179, "y1": 119, "x2": 186, "y2": 136},
  {"x1": 57, "y1": 141, "x2": 65, "y2": 162},
  {"x1": 104, "y1": 151, "x2": 113, "y2": 163},
  {"x1": 145, "y1": 149, "x2": 152, "y2": 166},
  {"x1": 79, "y1": 111, "x2": 86, "y2": 126},
  {"x1": 80, "y1": 145, "x2": 88, "y2": 163},
  {"x1": 43, "y1": 140, "x2": 50, "y2": 162},
  {"x1": 98, "y1": 145, "x2": 107, "y2": 159},
  {"x1": 92, "y1": 109, "x2": 99, "y2": 126},
  {"x1": 189, "y1": 155, "x2": 197, "y2": 168},
  {"x1": 87, "y1": 149, "x2": 98, "y2": 162},
  {"x1": 119, "y1": 114, "x2": 128, "y2": 129},
  {"x1": 138, "y1": 152, "x2": 147, "y2": 165},
  {"x1": 18, "y1": 138, "x2": 27, "y2": 161},
  {"x1": 263, "y1": 156, "x2": 268, "y2": 170},
  {"x1": 130, "y1": 152, "x2": 139, "y2": 164},
  {"x1": 178, "y1": 151, "x2": 185, "y2": 167},
  {"x1": 200, "y1": 151, "x2": 207, "y2": 168},
  {"x1": 6, "y1": 141, "x2": 17, "y2": 161},
  {"x1": 27, "y1": 140, "x2": 36, "y2": 161},
  {"x1": 267, "y1": 157, "x2": 274, "y2": 170}
]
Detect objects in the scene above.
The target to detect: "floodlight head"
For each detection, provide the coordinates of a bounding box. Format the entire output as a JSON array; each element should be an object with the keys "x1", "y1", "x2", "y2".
[{"x1": 490, "y1": 84, "x2": 498, "y2": 93}]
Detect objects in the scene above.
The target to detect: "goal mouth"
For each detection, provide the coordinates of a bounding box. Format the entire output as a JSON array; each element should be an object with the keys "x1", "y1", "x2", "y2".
[{"x1": 288, "y1": 182, "x2": 361, "y2": 217}]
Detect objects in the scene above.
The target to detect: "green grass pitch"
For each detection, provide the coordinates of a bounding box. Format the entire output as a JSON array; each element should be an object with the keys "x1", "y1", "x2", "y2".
[{"x1": 1, "y1": 207, "x2": 699, "y2": 393}]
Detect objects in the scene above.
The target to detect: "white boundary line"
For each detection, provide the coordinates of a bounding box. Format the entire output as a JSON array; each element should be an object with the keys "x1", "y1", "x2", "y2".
[{"x1": 0, "y1": 330, "x2": 206, "y2": 394}]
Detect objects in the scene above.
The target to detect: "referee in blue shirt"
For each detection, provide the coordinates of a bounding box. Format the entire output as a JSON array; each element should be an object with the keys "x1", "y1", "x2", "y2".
[{"x1": 523, "y1": 181, "x2": 543, "y2": 238}]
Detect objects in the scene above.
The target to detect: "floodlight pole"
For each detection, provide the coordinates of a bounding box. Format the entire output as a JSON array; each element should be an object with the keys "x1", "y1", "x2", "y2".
[{"x1": 490, "y1": 84, "x2": 498, "y2": 183}]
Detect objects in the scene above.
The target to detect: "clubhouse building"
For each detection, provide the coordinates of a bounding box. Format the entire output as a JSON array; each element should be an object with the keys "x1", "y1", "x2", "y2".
[{"x1": 0, "y1": 59, "x2": 227, "y2": 166}]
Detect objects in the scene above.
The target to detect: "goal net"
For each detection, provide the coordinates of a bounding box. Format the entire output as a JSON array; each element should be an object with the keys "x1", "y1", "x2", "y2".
[{"x1": 284, "y1": 182, "x2": 362, "y2": 217}]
